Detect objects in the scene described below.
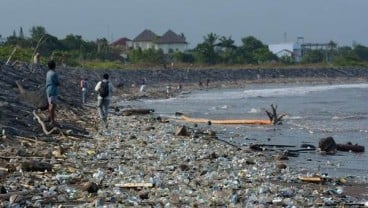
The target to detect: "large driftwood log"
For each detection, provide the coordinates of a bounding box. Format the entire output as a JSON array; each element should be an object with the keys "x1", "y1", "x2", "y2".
[
  {"x1": 32, "y1": 110, "x2": 62, "y2": 136},
  {"x1": 122, "y1": 108, "x2": 154, "y2": 116},
  {"x1": 336, "y1": 142, "x2": 365, "y2": 153},
  {"x1": 21, "y1": 160, "x2": 53, "y2": 172},
  {"x1": 265, "y1": 104, "x2": 285, "y2": 125}
]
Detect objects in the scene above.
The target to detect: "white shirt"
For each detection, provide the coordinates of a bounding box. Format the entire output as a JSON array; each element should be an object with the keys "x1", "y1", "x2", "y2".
[{"x1": 94, "y1": 79, "x2": 114, "y2": 100}]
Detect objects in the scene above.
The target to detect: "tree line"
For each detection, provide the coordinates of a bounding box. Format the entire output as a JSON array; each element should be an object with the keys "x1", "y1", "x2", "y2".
[{"x1": 1, "y1": 26, "x2": 368, "y2": 68}]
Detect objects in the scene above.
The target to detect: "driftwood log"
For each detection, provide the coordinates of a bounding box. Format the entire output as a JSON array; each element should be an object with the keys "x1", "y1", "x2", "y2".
[
  {"x1": 318, "y1": 137, "x2": 364, "y2": 153},
  {"x1": 21, "y1": 160, "x2": 53, "y2": 172},
  {"x1": 121, "y1": 108, "x2": 154, "y2": 116},
  {"x1": 32, "y1": 110, "x2": 62, "y2": 136},
  {"x1": 176, "y1": 104, "x2": 285, "y2": 125},
  {"x1": 336, "y1": 142, "x2": 365, "y2": 153}
]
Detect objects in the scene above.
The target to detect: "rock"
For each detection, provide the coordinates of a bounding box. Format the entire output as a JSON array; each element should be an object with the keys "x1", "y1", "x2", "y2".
[
  {"x1": 81, "y1": 181, "x2": 99, "y2": 193},
  {"x1": 276, "y1": 163, "x2": 287, "y2": 169},
  {"x1": 138, "y1": 190, "x2": 150, "y2": 200},
  {"x1": 175, "y1": 125, "x2": 189, "y2": 136}
]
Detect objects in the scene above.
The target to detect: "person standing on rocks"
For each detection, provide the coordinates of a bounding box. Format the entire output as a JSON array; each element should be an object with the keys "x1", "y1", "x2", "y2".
[
  {"x1": 80, "y1": 78, "x2": 88, "y2": 104},
  {"x1": 45, "y1": 60, "x2": 59, "y2": 126},
  {"x1": 94, "y1": 73, "x2": 114, "y2": 128},
  {"x1": 33, "y1": 52, "x2": 41, "y2": 72}
]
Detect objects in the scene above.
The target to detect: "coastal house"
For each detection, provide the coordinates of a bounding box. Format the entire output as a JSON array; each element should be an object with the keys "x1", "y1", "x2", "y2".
[
  {"x1": 268, "y1": 42, "x2": 302, "y2": 62},
  {"x1": 154, "y1": 30, "x2": 187, "y2": 53},
  {"x1": 132, "y1": 29, "x2": 188, "y2": 53},
  {"x1": 132, "y1": 29, "x2": 158, "y2": 50},
  {"x1": 110, "y1": 37, "x2": 132, "y2": 51}
]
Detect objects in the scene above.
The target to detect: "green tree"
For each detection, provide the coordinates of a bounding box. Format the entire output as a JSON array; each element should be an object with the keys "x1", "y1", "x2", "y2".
[
  {"x1": 237, "y1": 36, "x2": 274, "y2": 64},
  {"x1": 253, "y1": 47, "x2": 278, "y2": 64},
  {"x1": 218, "y1": 36, "x2": 237, "y2": 64},
  {"x1": 333, "y1": 46, "x2": 361, "y2": 66},
  {"x1": 61, "y1": 34, "x2": 85, "y2": 50},
  {"x1": 301, "y1": 50, "x2": 324, "y2": 63},
  {"x1": 353, "y1": 44, "x2": 368, "y2": 61},
  {"x1": 19, "y1": 27, "x2": 24, "y2": 39},
  {"x1": 170, "y1": 51, "x2": 195, "y2": 63},
  {"x1": 194, "y1": 33, "x2": 219, "y2": 64},
  {"x1": 128, "y1": 48, "x2": 165, "y2": 64},
  {"x1": 4, "y1": 36, "x2": 29, "y2": 48},
  {"x1": 30, "y1": 26, "x2": 47, "y2": 42}
]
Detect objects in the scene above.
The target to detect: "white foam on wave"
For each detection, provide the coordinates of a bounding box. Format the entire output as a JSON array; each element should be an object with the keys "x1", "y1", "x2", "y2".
[
  {"x1": 243, "y1": 83, "x2": 368, "y2": 98},
  {"x1": 248, "y1": 108, "x2": 260, "y2": 113},
  {"x1": 137, "y1": 83, "x2": 368, "y2": 103},
  {"x1": 285, "y1": 115, "x2": 303, "y2": 120}
]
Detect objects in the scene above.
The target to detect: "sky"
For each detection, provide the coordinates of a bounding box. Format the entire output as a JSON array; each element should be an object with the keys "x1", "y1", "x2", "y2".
[{"x1": 1, "y1": 0, "x2": 367, "y2": 48}]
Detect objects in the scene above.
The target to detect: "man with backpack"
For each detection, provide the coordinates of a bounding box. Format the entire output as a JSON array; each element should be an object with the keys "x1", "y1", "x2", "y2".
[{"x1": 94, "y1": 73, "x2": 114, "y2": 128}]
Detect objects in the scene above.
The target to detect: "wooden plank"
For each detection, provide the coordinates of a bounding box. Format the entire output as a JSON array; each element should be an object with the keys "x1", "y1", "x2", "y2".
[
  {"x1": 298, "y1": 176, "x2": 322, "y2": 182},
  {"x1": 115, "y1": 183, "x2": 153, "y2": 188}
]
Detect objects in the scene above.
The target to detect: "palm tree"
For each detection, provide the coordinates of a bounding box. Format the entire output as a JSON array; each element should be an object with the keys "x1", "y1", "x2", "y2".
[{"x1": 218, "y1": 36, "x2": 236, "y2": 51}]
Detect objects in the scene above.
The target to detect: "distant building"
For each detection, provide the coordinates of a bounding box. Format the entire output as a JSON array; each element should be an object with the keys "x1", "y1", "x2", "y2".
[
  {"x1": 154, "y1": 30, "x2": 187, "y2": 53},
  {"x1": 110, "y1": 37, "x2": 132, "y2": 51},
  {"x1": 133, "y1": 29, "x2": 158, "y2": 50},
  {"x1": 268, "y1": 42, "x2": 302, "y2": 62},
  {"x1": 132, "y1": 29, "x2": 187, "y2": 53}
]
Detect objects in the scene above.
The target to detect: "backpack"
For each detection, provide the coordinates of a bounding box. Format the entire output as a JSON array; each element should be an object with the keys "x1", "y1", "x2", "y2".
[
  {"x1": 80, "y1": 80, "x2": 87, "y2": 88},
  {"x1": 99, "y1": 81, "x2": 109, "y2": 97}
]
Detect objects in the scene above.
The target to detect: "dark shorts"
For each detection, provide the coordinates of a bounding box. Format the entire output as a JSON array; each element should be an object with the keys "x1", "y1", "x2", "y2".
[{"x1": 48, "y1": 96, "x2": 57, "y2": 105}]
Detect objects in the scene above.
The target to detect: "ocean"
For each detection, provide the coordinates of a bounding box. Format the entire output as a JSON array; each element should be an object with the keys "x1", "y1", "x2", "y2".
[{"x1": 122, "y1": 82, "x2": 368, "y2": 179}]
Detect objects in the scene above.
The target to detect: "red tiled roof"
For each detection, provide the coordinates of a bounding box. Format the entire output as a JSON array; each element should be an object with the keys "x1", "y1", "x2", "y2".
[{"x1": 111, "y1": 37, "x2": 131, "y2": 46}]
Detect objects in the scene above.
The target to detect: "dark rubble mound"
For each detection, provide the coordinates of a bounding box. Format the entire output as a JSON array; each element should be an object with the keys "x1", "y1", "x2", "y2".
[{"x1": 0, "y1": 63, "x2": 101, "y2": 138}]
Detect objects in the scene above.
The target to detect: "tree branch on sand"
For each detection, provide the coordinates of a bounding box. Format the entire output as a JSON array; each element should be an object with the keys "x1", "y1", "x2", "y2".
[
  {"x1": 265, "y1": 104, "x2": 285, "y2": 125},
  {"x1": 32, "y1": 110, "x2": 64, "y2": 136}
]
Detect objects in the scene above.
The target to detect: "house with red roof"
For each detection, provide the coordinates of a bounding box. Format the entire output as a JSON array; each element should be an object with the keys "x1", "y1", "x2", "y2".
[{"x1": 110, "y1": 37, "x2": 132, "y2": 51}]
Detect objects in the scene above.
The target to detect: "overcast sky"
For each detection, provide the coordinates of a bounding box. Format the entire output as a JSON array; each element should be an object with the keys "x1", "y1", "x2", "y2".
[{"x1": 1, "y1": 0, "x2": 367, "y2": 48}]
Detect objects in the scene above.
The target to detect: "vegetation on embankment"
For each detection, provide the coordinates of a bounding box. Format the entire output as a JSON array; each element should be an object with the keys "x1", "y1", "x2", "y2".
[{"x1": 2, "y1": 26, "x2": 368, "y2": 70}]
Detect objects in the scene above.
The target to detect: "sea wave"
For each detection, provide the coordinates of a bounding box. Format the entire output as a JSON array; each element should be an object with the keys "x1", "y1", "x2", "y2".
[{"x1": 243, "y1": 83, "x2": 368, "y2": 98}]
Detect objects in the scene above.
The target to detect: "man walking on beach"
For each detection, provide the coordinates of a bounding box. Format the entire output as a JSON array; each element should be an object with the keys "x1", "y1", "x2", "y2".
[
  {"x1": 94, "y1": 73, "x2": 114, "y2": 129},
  {"x1": 45, "y1": 60, "x2": 59, "y2": 127}
]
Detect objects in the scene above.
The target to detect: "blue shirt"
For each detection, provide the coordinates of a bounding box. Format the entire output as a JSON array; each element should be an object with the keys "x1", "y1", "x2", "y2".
[{"x1": 45, "y1": 70, "x2": 59, "y2": 97}]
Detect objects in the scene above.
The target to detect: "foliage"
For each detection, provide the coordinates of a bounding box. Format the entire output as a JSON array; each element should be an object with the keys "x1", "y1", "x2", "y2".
[
  {"x1": 301, "y1": 50, "x2": 325, "y2": 64},
  {"x1": 353, "y1": 44, "x2": 368, "y2": 61},
  {"x1": 82, "y1": 60, "x2": 125, "y2": 69},
  {"x1": 128, "y1": 48, "x2": 165, "y2": 64},
  {"x1": 170, "y1": 51, "x2": 195, "y2": 63},
  {"x1": 0, "y1": 45, "x2": 33, "y2": 63},
  {"x1": 1, "y1": 25, "x2": 368, "y2": 68}
]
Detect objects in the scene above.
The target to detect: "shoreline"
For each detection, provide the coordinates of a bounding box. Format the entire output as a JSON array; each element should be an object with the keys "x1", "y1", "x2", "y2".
[{"x1": 119, "y1": 76, "x2": 368, "y2": 101}]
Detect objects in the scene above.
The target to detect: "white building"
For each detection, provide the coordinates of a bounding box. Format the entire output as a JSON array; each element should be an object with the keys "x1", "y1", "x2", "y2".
[
  {"x1": 154, "y1": 30, "x2": 187, "y2": 53},
  {"x1": 268, "y1": 42, "x2": 302, "y2": 62},
  {"x1": 132, "y1": 29, "x2": 158, "y2": 50},
  {"x1": 132, "y1": 29, "x2": 187, "y2": 53}
]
